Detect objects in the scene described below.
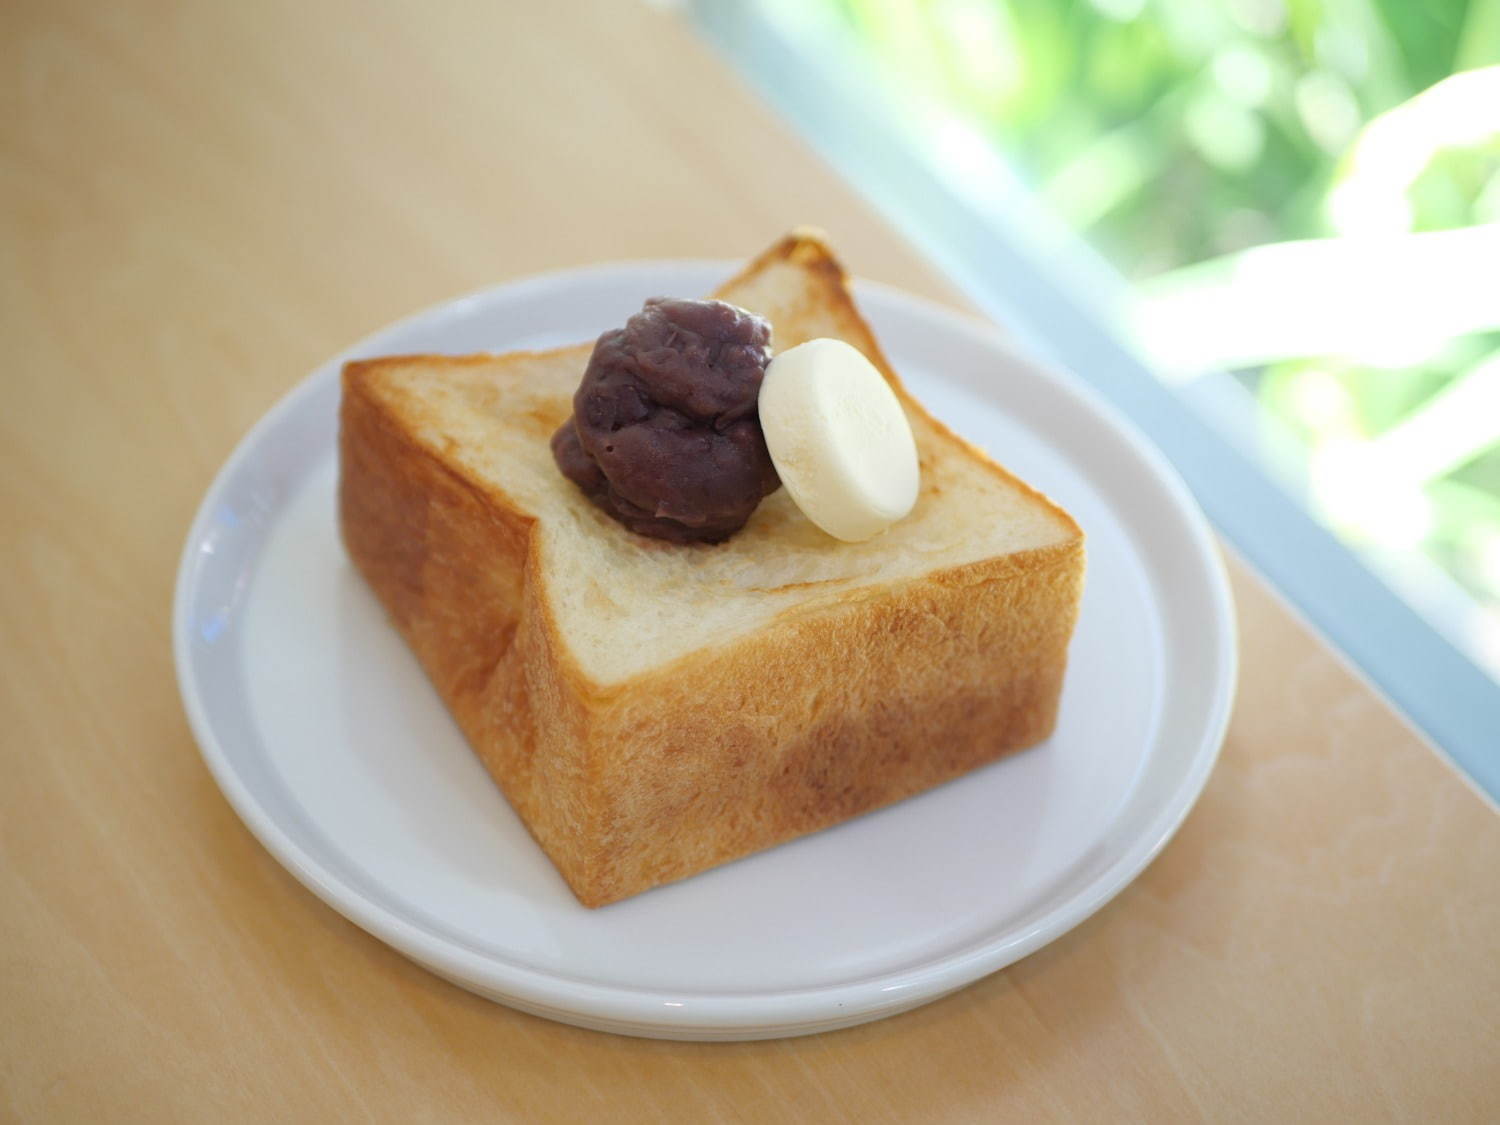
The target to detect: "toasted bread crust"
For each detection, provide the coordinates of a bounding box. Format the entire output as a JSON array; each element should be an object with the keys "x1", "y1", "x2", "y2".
[
  {"x1": 565, "y1": 540, "x2": 1082, "y2": 903},
  {"x1": 339, "y1": 232, "x2": 1085, "y2": 906}
]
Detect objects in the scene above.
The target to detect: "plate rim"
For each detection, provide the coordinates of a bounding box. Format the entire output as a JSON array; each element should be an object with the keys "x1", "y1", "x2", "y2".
[{"x1": 174, "y1": 261, "x2": 1237, "y2": 1037}]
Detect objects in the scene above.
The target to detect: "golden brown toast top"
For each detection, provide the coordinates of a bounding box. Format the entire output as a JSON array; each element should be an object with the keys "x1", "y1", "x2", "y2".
[{"x1": 344, "y1": 231, "x2": 1082, "y2": 686}]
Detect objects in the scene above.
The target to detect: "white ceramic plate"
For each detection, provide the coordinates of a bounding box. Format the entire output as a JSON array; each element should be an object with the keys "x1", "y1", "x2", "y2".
[{"x1": 174, "y1": 262, "x2": 1236, "y2": 1041}]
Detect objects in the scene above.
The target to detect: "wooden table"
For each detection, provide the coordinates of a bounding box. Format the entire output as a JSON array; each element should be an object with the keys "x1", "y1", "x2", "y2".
[{"x1": 4, "y1": 1, "x2": 1497, "y2": 1119}]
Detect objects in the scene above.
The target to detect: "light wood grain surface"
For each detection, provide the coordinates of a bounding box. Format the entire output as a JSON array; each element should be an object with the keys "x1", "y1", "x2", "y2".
[{"x1": 3, "y1": 1, "x2": 1497, "y2": 1120}]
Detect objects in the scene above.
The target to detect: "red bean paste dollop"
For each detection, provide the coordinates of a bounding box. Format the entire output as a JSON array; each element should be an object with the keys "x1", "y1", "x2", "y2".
[{"x1": 551, "y1": 298, "x2": 780, "y2": 543}]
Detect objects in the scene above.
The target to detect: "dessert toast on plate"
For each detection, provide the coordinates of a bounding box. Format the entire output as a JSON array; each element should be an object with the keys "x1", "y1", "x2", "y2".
[{"x1": 339, "y1": 231, "x2": 1085, "y2": 907}]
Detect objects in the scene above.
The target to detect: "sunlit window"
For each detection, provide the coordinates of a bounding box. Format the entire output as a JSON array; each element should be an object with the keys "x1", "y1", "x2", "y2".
[{"x1": 721, "y1": 0, "x2": 1500, "y2": 677}]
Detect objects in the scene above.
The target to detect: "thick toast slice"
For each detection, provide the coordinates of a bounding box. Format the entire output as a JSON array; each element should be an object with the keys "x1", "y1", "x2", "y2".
[{"x1": 340, "y1": 231, "x2": 1084, "y2": 907}]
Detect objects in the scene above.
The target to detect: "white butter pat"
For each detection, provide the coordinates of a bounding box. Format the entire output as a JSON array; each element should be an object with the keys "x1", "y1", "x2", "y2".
[{"x1": 759, "y1": 338, "x2": 921, "y2": 542}]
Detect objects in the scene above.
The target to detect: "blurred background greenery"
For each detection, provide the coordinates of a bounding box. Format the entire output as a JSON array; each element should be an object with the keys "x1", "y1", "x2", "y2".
[{"x1": 772, "y1": 0, "x2": 1500, "y2": 667}]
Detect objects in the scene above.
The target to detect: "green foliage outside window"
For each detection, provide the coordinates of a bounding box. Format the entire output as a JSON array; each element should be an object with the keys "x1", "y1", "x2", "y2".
[{"x1": 813, "y1": 0, "x2": 1500, "y2": 629}]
